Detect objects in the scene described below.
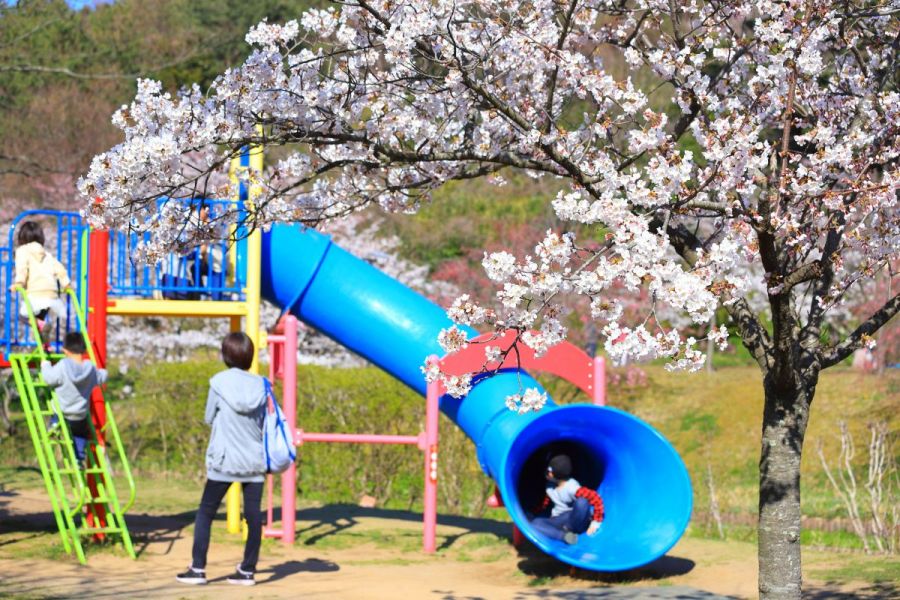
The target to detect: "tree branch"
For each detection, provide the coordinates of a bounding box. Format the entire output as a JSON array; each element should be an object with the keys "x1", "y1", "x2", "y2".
[
  {"x1": 774, "y1": 62, "x2": 798, "y2": 218},
  {"x1": 542, "y1": 0, "x2": 579, "y2": 134},
  {"x1": 820, "y1": 291, "x2": 900, "y2": 368},
  {"x1": 783, "y1": 260, "x2": 823, "y2": 292},
  {"x1": 0, "y1": 153, "x2": 67, "y2": 176},
  {"x1": 0, "y1": 53, "x2": 199, "y2": 80}
]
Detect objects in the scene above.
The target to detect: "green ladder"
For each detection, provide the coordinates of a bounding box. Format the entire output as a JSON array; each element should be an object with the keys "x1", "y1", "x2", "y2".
[{"x1": 9, "y1": 287, "x2": 136, "y2": 564}]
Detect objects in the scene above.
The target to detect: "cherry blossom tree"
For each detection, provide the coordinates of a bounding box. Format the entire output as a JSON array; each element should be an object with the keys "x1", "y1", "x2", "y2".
[{"x1": 79, "y1": 1, "x2": 899, "y2": 598}]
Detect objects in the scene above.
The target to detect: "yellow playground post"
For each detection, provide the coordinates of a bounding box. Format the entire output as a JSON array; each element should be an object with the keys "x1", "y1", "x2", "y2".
[{"x1": 226, "y1": 136, "x2": 264, "y2": 535}]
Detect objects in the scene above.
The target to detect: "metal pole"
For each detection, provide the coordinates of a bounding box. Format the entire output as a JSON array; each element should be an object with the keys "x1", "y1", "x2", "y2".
[
  {"x1": 423, "y1": 356, "x2": 440, "y2": 553},
  {"x1": 593, "y1": 356, "x2": 606, "y2": 406},
  {"x1": 281, "y1": 315, "x2": 298, "y2": 545},
  {"x1": 227, "y1": 138, "x2": 263, "y2": 536}
]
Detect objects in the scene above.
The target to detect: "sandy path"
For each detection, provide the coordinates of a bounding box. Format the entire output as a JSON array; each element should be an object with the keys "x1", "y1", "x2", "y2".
[{"x1": 0, "y1": 487, "x2": 888, "y2": 599}]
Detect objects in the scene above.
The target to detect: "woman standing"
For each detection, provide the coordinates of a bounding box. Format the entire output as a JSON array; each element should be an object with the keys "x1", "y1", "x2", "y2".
[{"x1": 176, "y1": 332, "x2": 267, "y2": 586}]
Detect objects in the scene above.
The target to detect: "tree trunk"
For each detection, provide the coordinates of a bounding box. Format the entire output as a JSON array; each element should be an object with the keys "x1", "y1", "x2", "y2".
[{"x1": 758, "y1": 380, "x2": 815, "y2": 600}]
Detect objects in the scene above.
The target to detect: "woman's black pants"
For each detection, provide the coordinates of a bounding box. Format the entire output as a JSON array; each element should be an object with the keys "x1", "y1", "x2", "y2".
[{"x1": 191, "y1": 479, "x2": 263, "y2": 572}]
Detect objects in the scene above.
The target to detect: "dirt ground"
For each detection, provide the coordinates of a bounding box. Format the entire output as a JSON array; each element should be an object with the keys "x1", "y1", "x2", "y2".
[{"x1": 0, "y1": 487, "x2": 894, "y2": 600}]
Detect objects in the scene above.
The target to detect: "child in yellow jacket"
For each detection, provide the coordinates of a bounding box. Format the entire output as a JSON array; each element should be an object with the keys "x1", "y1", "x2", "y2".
[{"x1": 7, "y1": 221, "x2": 72, "y2": 343}]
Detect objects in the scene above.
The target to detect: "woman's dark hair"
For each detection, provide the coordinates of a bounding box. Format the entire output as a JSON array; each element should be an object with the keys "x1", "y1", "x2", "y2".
[
  {"x1": 63, "y1": 332, "x2": 87, "y2": 355},
  {"x1": 16, "y1": 221, "x2": 45, "y2": 247},
  {"x1": 221, "y1": 332, "x2": 255, "y2": 370}
]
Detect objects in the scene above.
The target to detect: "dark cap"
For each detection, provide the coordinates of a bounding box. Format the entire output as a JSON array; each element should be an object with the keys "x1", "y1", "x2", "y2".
[{"x1": 548, "y1": 454, "x2": 572, "y2": 479}]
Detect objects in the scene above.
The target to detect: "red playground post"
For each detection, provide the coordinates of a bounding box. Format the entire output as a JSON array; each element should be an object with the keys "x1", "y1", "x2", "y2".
[
  {"x1": 264, "y1": 315, "x2": 440, "y2": 552},
  {"x1": 85, "y1": 226, "x2": 110, "y2": 536}
]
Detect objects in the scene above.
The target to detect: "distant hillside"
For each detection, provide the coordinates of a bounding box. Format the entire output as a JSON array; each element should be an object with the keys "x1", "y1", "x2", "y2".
[{"x1": 0, "y1": 0, "x2": 320, "y2": 210}]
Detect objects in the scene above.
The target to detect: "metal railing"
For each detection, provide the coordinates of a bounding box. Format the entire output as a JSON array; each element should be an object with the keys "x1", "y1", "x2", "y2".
[
  {"x1": 107, "y1": 198, "x2": 247, "y2": 301},
  {"x1": 1, "y1": 211, "x2": 86, "y2": 357}
]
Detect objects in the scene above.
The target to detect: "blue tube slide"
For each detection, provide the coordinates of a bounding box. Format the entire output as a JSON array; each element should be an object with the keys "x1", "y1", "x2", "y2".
[{"x1": 261, "y1": 224, "x2": 692, "y2": 571}]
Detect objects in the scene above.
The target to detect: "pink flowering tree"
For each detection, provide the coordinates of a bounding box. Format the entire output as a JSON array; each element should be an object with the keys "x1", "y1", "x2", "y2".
[{"x1": 80, "y1": 2, "x2": 899, "y2": 597}]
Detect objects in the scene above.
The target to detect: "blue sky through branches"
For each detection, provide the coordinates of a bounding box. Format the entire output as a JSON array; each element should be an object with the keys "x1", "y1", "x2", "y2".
[{"x1": 3, "y1": 1, "x2": 111, "y2": 8}]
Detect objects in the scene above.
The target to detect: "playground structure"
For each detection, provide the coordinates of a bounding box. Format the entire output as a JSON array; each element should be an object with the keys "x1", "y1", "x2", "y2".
[
  {"x1": 1, "y1": 151, "x2": 693, "y2": 573},
  {"x1": 260, "y1": 224, "x2": 692, "y2": 571},
  {"x1": 0, "y1": 151, "x2": 265, "y2": 560},
  {"x1": 9, "y1": 288, "x2": 135, "y2": 564},
  {"x1": 2, "y1": 215, "x2": 136, "y2": 565},
  {"x1": 264, "y1": 313, "x2": 609, "y2": 553}
]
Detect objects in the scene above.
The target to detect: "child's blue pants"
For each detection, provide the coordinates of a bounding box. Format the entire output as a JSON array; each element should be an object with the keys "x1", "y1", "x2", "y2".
[
  {"x1": 49, "y1": 415, "x2": 88, "y2": 461},
  {"x1": 530, "y1": 497, "x2": 592, "y2": 541}
]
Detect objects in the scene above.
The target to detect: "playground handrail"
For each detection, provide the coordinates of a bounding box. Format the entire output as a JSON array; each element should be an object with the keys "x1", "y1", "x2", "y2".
[
  {"x1": 12, "y1": 285, "x2": 50, "y2": 362},
  {"x1": 79, "y1": 229, "x2": 89, "y2": 313},
  {"x1": 106, "y1": 197, "x2": 247, "y2": 300}
]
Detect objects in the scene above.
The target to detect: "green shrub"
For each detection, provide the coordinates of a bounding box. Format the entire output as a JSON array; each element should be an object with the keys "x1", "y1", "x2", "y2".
[
  {"x1": 105, "y1": 360, "x2": 498, "y2": 517},
  {"x1": 112, "y1": 359, "x2": 220, "y2": 479}
]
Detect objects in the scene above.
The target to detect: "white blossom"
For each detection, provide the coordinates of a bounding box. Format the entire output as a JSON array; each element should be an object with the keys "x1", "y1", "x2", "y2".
[
  {"x1": 504, "y1": 388, "x2": 548, "y2": 414},
  {"x1": 437, "y1": 325, "x2": 469, "y2": 355}
]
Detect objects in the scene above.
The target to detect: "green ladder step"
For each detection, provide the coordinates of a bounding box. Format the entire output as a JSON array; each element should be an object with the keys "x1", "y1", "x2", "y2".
[
  {"x1": 84, "y1": 496, "x2": 112, "y2": 504},
  {"x1": 57, "y1": 467, "x2": 107, "y2": 475},
  {"x1": 79, "y1": 526, "x2": 126, "y2": 535}
]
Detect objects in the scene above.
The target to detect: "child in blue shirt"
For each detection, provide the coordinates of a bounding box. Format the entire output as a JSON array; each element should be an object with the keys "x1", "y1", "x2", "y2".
[
  {"x1": 529, "y1": 454, "x2": 604, "y2": 544},
  {"x1": 41, "y1": 332, "x2": 106, "y2": 465}
]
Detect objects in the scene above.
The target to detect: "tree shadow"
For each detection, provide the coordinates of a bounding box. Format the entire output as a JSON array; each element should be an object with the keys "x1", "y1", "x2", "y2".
[
  {"x1": 431, "y1": 586, "x2": 740, "y2": 600},
  {"x1": 511, "y1": 587, "x2": 741, "y2": 599},
  {"x1": 292, "y1": 503, "x2": 707, "y2": 590},
  {"x1": 125, "y1": 509, "x2": 196, "y2": 557},
  {"x1": 0, "y1": 487, "x2": 58, "y2": 537},
  {"x1": 292, "y1": 503, "x2": 511, "y2": 548},
  {"x1": 805, "y1": 581, "x2": 900, "y2": 599}
]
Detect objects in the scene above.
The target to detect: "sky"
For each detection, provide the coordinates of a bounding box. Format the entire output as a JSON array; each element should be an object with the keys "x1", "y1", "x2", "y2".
[
  {"x1": 69, "y1": 0, "x2": 112, "y2": 8},
  {"x1": 3, "y1": 1, "x2": 112, "y2": 7}
]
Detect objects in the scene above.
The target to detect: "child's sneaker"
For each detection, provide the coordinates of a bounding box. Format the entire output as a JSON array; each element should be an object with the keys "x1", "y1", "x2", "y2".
[
  {"x1": 226, "y1": 565, "x2": 256, "y2": 586},
  {"x1": 563, "y1": 531, "x2": 578, "y2": 545},
  {"x1": 175, "y1": 566, "x2": 207, "y2": 585}
]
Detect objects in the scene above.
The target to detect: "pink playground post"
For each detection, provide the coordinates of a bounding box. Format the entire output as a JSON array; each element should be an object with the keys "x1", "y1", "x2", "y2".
[
  {"x1": 263, "y1": 315, "x2": 440, "y2": 552},
  {"x1": 264, "y1": 315, "x2": 298, "y2": 544},
  {"x1": 423, "y1": 356, "x2": 441, "y2": 552}
]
